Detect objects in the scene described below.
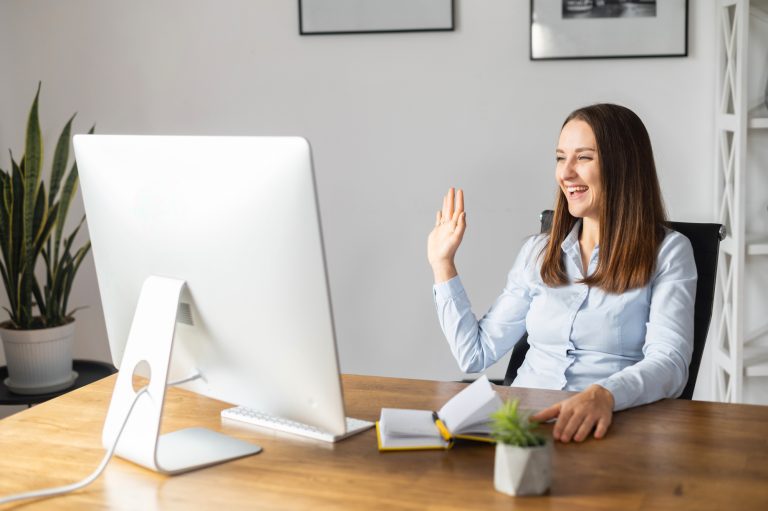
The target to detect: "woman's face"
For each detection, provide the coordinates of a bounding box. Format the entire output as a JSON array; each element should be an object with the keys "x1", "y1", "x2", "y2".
[{"x1": 556, "y1": 119, "x2": 602, "y2": 221}]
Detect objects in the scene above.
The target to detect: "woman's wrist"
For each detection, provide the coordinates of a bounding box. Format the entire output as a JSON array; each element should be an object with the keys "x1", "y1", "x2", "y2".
[
  {"x1": 589, "y1": 384, "x2": 615, "y2": 409},
  {"x1": 432, "y1": 263, "x2": 458, "y2": 283}
]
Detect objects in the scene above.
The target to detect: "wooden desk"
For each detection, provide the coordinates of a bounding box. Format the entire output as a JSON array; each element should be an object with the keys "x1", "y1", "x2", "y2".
[{"x1": 0, "y1": 374, "x2": 766, "y2": 511}]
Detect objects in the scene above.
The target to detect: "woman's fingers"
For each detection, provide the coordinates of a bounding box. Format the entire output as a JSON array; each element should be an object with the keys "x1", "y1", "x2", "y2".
[
  {"x1": 441, "y1": 188, "x2": 453, "y2": 221},
  {"x1": 552, "y1": 406, "x2": 574, "y2": 439},
  {"x1": 452, "y1": 188, "x2": 464, "y2": 223},
  {"x1": 435, "y1": 210, "x2": 441, "y2": 227},
  {"x1": 557, "y1": 411, "x2": 585, "y2": 443},
  {"x1": 441, "y1": 193, "x2": 448, "y2": 222},
  {"x1": 457, "y1": 211, "x2": 466, "y2": 233},
  {"x1": 531, "y1": 403, "x2": 560, "y2": 423},
  {"x1": 594, "y1": 416, "x2": 611, "y2": 439},
  {"x1": 543, "y1": 385, "x2": 614, "y2": 443},
  {"x1": 436, "y1": 188, "x2": 465, "y2": 228},
  {"x1": 572, "y1": 416, "x2": 597, "y2": 443},
  {"x1": 450, "y1": 212, "x2": 466, "y2": 244}
]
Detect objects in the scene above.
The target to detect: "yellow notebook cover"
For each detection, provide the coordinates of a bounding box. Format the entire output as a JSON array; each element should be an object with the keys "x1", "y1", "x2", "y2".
[{"x1": 376, "y1": 420, "x2": 452, "y2": 451}]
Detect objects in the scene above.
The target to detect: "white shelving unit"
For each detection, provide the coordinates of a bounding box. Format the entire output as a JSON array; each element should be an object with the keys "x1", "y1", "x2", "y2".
[
  {"x1": 713, "y1": 0, "x2": 768, "y2": 402},
  {"x1": 749, "y1": 105, "x2": 768, "y2": 128}
]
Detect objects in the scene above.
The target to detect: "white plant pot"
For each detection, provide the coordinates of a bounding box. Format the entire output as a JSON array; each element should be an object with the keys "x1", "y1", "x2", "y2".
[
  {"x1": 494, "y1": 441, "x2": 552, "y2": 496},
  {"x1": 0, "y1": 321, "x2": 77, "y2": 394}
]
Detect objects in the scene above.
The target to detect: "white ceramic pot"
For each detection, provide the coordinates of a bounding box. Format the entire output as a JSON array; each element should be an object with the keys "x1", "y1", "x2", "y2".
[
  {"x1": 0, "y1": 321, "x2": 76, "y2": 394},
  {"x1": 493, "y1": 441, "x2": 552, "y2": 496}
]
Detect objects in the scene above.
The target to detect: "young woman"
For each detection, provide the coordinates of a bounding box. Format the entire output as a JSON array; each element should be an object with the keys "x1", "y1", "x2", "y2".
[{"x1": 427, "y1": 103, "x2": 696, "y2": 443}]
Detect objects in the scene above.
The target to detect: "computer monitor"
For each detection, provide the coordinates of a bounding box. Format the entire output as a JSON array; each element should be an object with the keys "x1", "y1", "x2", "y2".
[{"x1": 74, "y1": 135, "x2": 358, "y2": 473}]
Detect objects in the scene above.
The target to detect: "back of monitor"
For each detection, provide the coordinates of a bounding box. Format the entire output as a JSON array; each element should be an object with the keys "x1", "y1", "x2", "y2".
[{"x1": 75, "y1": 135, "x2": 347, "y2": 439}]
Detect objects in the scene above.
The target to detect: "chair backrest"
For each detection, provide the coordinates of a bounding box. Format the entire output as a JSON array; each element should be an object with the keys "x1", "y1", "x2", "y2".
[{"x1": 502, "y1": 210, "x2": 724, "y2": 400}]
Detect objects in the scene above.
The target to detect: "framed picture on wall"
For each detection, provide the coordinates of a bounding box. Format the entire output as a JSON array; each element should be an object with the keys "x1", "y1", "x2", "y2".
[
  {"x1": 299, "y1": 0, "x2": 455, "y2": 35},
  {"x1": 530, "y1": 0, "x2": 688, "y2": 60}
]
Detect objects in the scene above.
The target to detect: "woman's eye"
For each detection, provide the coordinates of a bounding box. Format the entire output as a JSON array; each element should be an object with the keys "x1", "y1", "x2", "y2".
[
  {"x1": 556, "y1": 156, "x2": 565, "y2": 162},
  {"x1": 577, "y1": 155, "x2": 592, "y2": 161}
]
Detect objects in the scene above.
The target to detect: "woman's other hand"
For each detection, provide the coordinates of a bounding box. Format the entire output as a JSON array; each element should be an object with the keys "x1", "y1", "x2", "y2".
[
  {"x1": 428, "y1": 188, "x2": 466, "y2": 283},
  {"x1": 530, "y1": 384, "x2": 615, "y2": 443}
]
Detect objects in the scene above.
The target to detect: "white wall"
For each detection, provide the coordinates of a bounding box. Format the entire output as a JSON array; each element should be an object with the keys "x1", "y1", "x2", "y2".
[{"x1": 0, "y1": 1, "x2": 727, "y2": 397}]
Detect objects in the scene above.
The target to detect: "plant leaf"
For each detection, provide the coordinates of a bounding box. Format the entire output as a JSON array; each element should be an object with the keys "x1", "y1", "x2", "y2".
[
  {"x1": 32, "y1": 180, "x2": 47, "y2": 244},
  {"x1": 65, "y1": 305, "x2": 88, "y2": 318},
  {"x1": 61, "y1": 241, "x2": 90, "y2": 316},
  {"x1": 33, "y1": 202, "x2": 59, "y2": 260},
  {"x1": 0, "y1": 261, "x2": 10, "y2": 301},
  {"x1": 0, "y1": 171, "x2": 10, "y2": 270},
  {"x1": 49, "y1": 113, "x2": 75, "y2": 206},
  {"x1": 62, "y1": 215, "x2": 86, "y2": 256},
  {"x1": 1, "y1": 306, "x2": 17, "y2": 327},
  {"x1": 8, "y1": 158, "x2": 24, "y2": 317},
  {"x1": 22, "y1": 83, "x2": 44, "y2": 321},
  {"x1": 54, "y1": 162, "x2": 79, "y2": 253},
  {"x1": 31, "y1": 276, "x2": 47, "y2": 322}
]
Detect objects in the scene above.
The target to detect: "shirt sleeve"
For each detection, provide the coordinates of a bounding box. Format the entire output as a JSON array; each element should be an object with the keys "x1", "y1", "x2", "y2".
[
  {"x1": 432, "y1": 236, "x2": 539, "y2": 373},
  {"x1": 595, "y1": 232, "x2": 697, "y2": 411}
]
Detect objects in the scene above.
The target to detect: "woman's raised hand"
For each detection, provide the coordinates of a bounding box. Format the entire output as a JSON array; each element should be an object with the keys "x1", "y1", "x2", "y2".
[{"x1": 427, "y1": 188, "x2": 467, "y2": 283}]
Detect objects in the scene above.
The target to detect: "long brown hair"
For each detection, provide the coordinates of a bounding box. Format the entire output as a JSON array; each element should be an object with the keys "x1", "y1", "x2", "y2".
[{"x1": 540, "y1": 103, "x2": 667, "y2": 293}]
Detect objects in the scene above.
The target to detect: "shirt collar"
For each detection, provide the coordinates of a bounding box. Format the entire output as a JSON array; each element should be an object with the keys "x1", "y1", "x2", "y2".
[{"x1": 561, "y1": 219, "x2": 582, "y2": 253}]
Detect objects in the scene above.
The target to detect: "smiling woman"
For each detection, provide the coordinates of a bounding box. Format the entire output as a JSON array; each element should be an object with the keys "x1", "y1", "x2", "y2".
[
  {"x1": 542, "y1": 104, "x2": 668, "y2": 294},
  {"x1": 427, "y1": 103, "x2": 696, "y2": 444}
]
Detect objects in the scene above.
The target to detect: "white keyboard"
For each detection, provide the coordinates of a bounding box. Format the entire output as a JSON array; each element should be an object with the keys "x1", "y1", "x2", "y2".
[{"x1": 221, "y1": 406, "x2": 374, "y2": 443}]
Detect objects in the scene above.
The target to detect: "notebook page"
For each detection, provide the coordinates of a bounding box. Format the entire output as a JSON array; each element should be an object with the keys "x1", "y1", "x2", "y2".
[
  {"x1": 379, "y1": 409, "x2": 441, "y2": 439},
  {"x1": 437, "y1": 375, "x2": 502, "y2": 434}
]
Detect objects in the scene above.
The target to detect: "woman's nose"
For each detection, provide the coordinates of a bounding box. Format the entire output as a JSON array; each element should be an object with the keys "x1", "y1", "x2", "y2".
[{"x1": 558, "y1": 156, "x2": 577, "y2": 179}]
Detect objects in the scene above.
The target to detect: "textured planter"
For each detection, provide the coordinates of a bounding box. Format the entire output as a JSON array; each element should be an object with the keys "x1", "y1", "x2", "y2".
[
  {"x1": 494, "y1": 442, "x2": 552, "y2": 496},
  {"x1": 0, "y1": 321, "x2": 76, "y2": 394}
]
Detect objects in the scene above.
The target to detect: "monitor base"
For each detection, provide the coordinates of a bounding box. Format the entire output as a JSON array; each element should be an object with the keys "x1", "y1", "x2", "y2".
[
  {"x1": 154, "y1": 427, "x2": 261, "y2": 475},
  {"x1": 102, "y1": 276, "x2": 261, "y2": 475}
]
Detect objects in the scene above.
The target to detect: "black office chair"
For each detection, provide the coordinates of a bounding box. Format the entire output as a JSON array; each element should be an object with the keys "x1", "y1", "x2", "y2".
[{"x1": 501, "y1": 210, "x2": 724, "y2": 400}]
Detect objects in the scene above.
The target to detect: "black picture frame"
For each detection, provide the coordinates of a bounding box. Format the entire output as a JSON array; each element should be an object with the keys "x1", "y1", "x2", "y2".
[
  {"x1": 530, "y1": 0, "x2": 688, "y2": 61},
  {"x1": 299, "y1": 0, "x2": 455, "y2": 35}
]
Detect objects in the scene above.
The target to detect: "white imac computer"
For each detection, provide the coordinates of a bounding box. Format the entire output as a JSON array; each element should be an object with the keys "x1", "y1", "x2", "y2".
[{"x1": 73, "y1": 135, "x2": 372, "y2": 475}]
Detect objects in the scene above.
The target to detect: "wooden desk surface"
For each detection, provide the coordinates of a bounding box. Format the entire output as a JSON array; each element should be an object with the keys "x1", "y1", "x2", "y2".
[{"x1": 0, "y1": 374, "x2": 766, "y2": 511}]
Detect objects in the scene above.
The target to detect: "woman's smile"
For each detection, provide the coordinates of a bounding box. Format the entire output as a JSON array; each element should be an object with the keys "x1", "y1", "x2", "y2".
[{"x1": 565, "y1": 185, "x2": 590, "y2": 200}]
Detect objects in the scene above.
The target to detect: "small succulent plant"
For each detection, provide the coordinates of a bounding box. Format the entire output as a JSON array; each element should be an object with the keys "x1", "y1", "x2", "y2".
[{"x1": 490, "y1": 399, "x2": 545, "y2": 447}]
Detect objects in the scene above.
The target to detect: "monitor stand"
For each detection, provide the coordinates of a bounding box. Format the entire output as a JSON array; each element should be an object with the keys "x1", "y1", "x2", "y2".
[{"x1": 101, "y1": 276, "x2": 261, "y2": 475}]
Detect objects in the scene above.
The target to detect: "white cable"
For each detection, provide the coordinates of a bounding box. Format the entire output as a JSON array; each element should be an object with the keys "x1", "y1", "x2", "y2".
[
  {"x1": 166, "y1": 372, "x2": 202, "y2": 387},
  {"x1": 0, "y1": 386, "x2": 149, "y2": 506}
]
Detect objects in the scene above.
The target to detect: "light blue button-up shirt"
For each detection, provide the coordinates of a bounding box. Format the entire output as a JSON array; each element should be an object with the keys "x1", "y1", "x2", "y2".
[{"x1": 433, "y1": 221, "x2": 697, "y2": 411}]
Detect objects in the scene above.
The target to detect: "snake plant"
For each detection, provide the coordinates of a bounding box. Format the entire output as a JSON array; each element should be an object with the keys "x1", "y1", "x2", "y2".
[
  {"x1": 490, "y1": 399, "x2": 546, "y2": 447},
  {"x1": 0, "y1": 83, "x2": 93, "y2": 329}
]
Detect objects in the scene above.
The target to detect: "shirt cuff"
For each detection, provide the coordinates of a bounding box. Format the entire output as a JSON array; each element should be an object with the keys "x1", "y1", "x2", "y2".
[
  {"x1": 432, "y1": 275, "x2": 466, "y2": 302},
  {"x1": 594, "y1": 378, "x2": 629, "y2": 412}
]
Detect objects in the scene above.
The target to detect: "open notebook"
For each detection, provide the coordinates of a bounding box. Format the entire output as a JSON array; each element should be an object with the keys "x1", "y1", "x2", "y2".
[{"x1": 376, "y1": 376, "x2": 502, "y2": 451}]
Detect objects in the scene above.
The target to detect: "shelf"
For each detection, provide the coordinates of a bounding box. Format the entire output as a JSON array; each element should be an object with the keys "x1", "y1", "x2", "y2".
[
  {"x1": 748, "y1": 104, "x2": 768, "y2": 129},
  {"x1": 719, "y1": 235, "x2": 768, "y2": 255},
  {"x1": 747, "y1": 235, "x2": 768, "y2": 255},
  {"x1": 747, "y1": 363, "x2": 768, "y2": 377},
  {"x1": 745, "y1": 345, "x2": 768, "y2": 377}
]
